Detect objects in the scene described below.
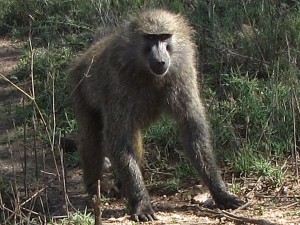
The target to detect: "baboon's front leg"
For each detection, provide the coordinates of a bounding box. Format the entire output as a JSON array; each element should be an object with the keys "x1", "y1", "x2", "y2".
[
  {"x1": 104, "y1": 124, "x2": 156, "y2": 222},
  {"x1": 170, "y1": 90, "x2": 245, "y2": 209}
]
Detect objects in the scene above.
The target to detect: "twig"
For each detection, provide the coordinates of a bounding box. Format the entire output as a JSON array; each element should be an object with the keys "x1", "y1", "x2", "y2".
[
  {"x1": 68, "y1": 56, "x2": 95, "y2": 99},
  {"x1": 19, "y1": 188, "x2": 45, "y2": 208},
  {"x1": 93, "y1": 180, "x2": 102, "y2": 225},
  {"x1": 278, "y1": 201, "x2": 299, "y2": 209},
  {"x1": 222, "y1": 209, "x2": 278, "y2": 225},
  {"x1": 291, "y1": 85, "x2": 299, "y2": 184},
  {"x1": 246, "y1": 176, "x2": 262, "y2": 198},
  {"x1": 233, "y1": 201, "x2": 252, "y2": 211},
  {"x1": 50, "y1": 67, "x2": 61, "y2": 182},
  {"x1": 197, "y1": 207, "x2": 278, "y2": 225},
  {"x1": 59, "y1": 135, "x2": 69, "y2": 216},
  {"x1": 38, "y1": 194, "x2": 47, "y2": 223},
  {"x1": 22, "y1": 100, "x2": 28, "y2": 197},
  {"x1": 40, "y1": 170, "x2": 57, "y2": 176},
  {"x1": 255, "y1": 194, "x2": 300, "y2": 199},
  {"x1": 32, "y1": 106, "x2": 38, "y2": 180},
  {"x1": 0, "y1": 72, "x2": 34, "y2": 100},
  {"x1": 28, "y1": 30, "x2": 61, "y2": 180},
  {"x1": 0, "y1": 191, "x2": 7, "y2": 222},
  {"x1": 3, "y1": 188, "x2": 45, "y2": 223}
]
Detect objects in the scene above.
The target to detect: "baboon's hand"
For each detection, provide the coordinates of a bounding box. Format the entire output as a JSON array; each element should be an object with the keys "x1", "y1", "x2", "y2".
[
  {"x1": 130, "y1": 204, "x2": 158, "y2": 222},
  {"x1": 214, "y1": 192, "x2": 246, "y2": 210}
]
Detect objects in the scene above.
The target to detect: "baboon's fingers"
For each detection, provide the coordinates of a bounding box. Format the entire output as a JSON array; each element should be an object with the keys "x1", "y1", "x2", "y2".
[
  {"x1": 131, "y1": 213, "x2": 157, "y2": 222},
  {"x1": 215, "y1": 194, "x2": 246, "y2": 210},
  {"x1": 147, "y1": 213, "x2": 158, "y2": 221},
  {"x1": 131, "y1": 214, "x2": 139, "y2": 222},
  {"x1": 221, "y1": 198, "x2": 246, "y2": 210}
]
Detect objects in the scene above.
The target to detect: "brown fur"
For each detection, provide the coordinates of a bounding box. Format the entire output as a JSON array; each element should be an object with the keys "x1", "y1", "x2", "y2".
[{"x1": 69, "y1": 9, "x2": 244, "y2": 222}]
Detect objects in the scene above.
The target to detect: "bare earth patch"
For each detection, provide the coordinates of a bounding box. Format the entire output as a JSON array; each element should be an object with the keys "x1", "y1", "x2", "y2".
[{"x1": 0, "y1": 38, "x2": 299, "y2": 225}]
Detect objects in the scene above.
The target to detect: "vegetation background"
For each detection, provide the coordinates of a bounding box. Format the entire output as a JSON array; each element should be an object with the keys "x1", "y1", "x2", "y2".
[{"x1": 0, "y1": 0, "x2": 299, "y2": 224}]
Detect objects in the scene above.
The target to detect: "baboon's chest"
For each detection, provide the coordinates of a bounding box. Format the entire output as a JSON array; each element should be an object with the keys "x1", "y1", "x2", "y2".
[{"x1": 129, "y1": 88, "x2": 163, "y2": 125}]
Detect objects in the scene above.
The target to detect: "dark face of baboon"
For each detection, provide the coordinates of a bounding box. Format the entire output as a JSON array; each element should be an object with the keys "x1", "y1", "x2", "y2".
[
  {"x1": 69, "y1": 9, "x2": 245, "y2": 222},
  {"x1": 142, "y1": 34, "x2": 172, "y2": 76}
]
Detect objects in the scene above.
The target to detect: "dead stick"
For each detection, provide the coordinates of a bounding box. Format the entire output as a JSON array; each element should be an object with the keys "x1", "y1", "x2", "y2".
[
  {"x1": 20, "y1": 188, "x2": 45, "y2": 207},
  {"x1": 197, "y1": 207, "x2": 278, "y2": 225},
  {"x1": 93, "y1": 180, "x2": 102, "y2": 225},
  {"x1": 221, "y1": 209, "x2": 278, "y2": 225}
]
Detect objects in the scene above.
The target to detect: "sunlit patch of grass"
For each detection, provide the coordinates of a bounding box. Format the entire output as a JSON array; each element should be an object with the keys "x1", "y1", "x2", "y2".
[
  {"x1": 230, "y1": 151, "x2": 284, "y2": 184},
  {"x1": 50, "y1": 211, "x2": 94, "y2": 225}
]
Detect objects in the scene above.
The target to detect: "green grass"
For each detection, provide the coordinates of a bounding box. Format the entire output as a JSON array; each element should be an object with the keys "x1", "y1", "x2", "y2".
[
  {"x1": 230, "y1": 151, "x2": 284, "y2": 184},
  {"x1": 50, "y1": 211, "x2": 94, "y2": 225},
  {"x1": 144, "y1": 117, "x2": 178, "y2": 153}
]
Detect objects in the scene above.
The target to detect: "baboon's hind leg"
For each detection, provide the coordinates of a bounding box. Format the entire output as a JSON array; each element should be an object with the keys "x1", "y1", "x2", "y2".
[
  {"x1": 77, "y1": 108, "x2": 104, "y2": 195},
  {"x1": 114, "y1": 129, "x2": 144, "y2": 195},
  {"x1": 134, "y1": 129, "x2": 144, "y2": 166}
]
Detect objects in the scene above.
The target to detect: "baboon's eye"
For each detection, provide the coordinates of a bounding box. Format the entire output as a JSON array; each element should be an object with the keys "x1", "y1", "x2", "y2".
[
  {"x1": 159, "y1": 34, "x2": 172, "y2": 41},
  {"x1": 144, "y1": 34, "x2": 156, "y2": 40},
  {"x1": 166, "y1": 44, "x2": 172, "y2": 52},
  {"x1": 143, "y1": 34, "x2": 172, "y2": 42},
  {"x1": 144, "y1": 46, "x2": 152, "y2": 54}
]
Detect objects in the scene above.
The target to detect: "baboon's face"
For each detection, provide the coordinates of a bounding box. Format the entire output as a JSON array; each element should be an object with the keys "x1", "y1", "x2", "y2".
[{"x1": 142, "y1": 34, "x2": 172, "y2": 76}]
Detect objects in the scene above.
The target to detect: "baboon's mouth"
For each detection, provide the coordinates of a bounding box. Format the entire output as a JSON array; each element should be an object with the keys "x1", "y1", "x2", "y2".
[
  {"x1": 149, "y1": 63, "x2": 170, "y2": 77},
  {"x1": 151, "y1": 69, "x2": 168, "y2": 76}
]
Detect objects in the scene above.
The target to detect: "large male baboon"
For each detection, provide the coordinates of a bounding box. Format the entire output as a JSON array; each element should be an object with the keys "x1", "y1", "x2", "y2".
[{"x1": 69, "y1": 9, "x2": 245, "y2": 221}]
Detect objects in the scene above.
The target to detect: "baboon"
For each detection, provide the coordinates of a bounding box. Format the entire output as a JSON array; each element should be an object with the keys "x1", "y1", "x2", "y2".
[{"x1": 69, "y1": 9, "x2": 245, "y2": 222}]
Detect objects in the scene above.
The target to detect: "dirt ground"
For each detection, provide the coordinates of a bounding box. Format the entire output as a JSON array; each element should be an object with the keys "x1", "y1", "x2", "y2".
[{"x1": 0, "y1": 38, "x2": 300, "y2": 225}]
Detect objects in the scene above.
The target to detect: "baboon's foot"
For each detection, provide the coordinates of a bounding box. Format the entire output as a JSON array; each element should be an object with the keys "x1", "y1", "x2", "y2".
[
  {"x1": 213, "y1": 191, "x2": 246, "y2": 209},
  {"x1": 130, "y1": 200, "x2": 157, "y2": 222}
]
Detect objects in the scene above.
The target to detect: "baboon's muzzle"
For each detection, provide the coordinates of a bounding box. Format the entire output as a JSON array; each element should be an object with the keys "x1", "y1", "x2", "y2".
[{"x1": 148, "y1": 43, "x2": 170, "y2": 76}]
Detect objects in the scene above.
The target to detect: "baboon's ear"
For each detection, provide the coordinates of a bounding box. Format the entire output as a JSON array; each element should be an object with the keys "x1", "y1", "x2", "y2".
[{"x1": 126, "y1": 21, "x2": 137, "y2": 33}]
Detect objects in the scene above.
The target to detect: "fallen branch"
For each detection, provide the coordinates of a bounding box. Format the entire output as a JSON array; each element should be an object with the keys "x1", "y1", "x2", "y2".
[
  {"x1": 20, "y1": 188, "x2": 45, "y2": 207},
  {"x1": 197, "y1": 207, "x2": 278, "y2": 225},
  {"x1": 3, "y1": 187, "x2": 45, "y2": 222}
]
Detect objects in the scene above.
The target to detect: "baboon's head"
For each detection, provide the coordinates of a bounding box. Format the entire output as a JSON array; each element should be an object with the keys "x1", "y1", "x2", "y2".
[
  {"x1": 142, "y1": 33, "x2": 172, "y2": 76},
  {"x1": 130, "y1": 9, "x2": 193, "y2": 77}
]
